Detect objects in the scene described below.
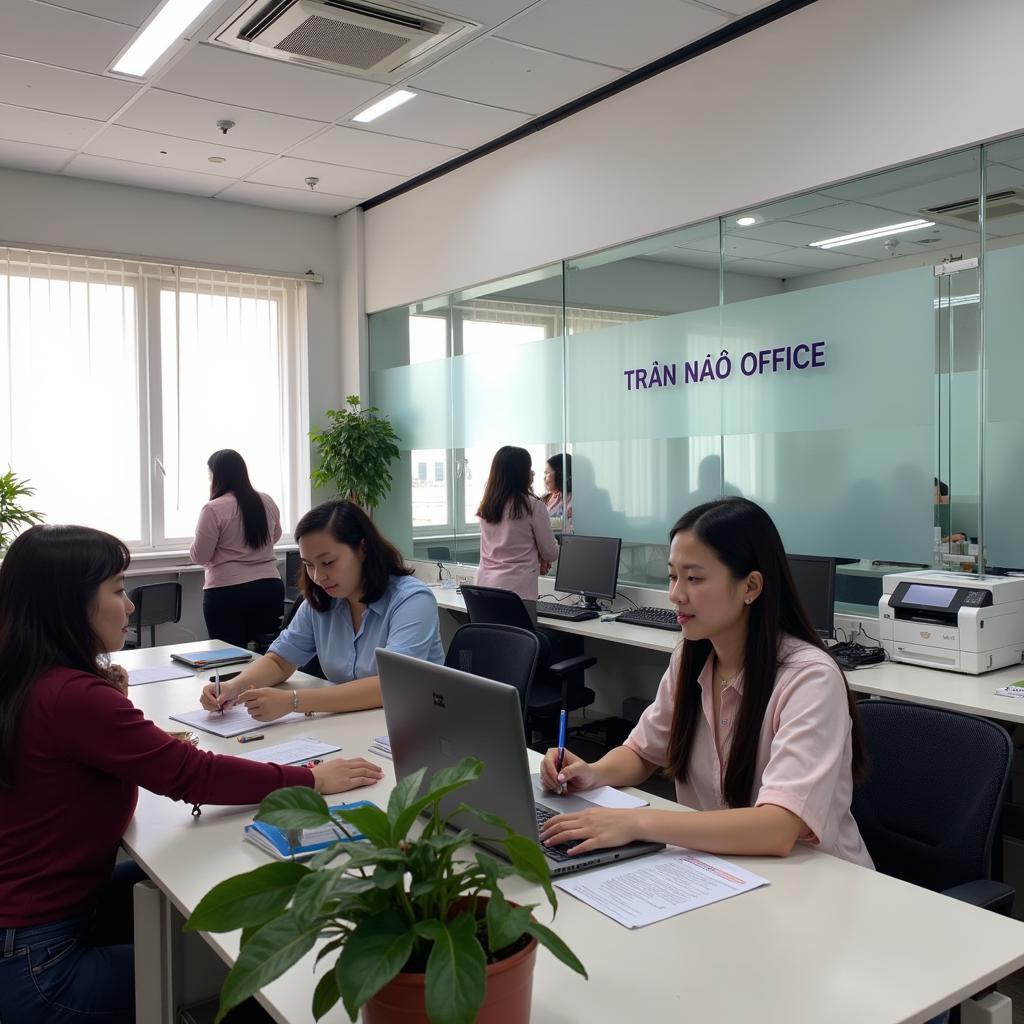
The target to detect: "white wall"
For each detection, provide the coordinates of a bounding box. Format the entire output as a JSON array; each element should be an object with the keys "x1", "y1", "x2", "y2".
[
  {"x1": 364, "y1": 0, "x2": 1024, "y2": 313},
  {"x1": 0, "y1": 167, "x2": 342, "y2": 446}
]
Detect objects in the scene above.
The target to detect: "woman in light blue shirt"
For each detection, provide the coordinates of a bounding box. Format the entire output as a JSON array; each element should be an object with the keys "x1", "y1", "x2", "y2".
[{"x1": 200, "y1": 499, "x2": 443, "y2": 721}]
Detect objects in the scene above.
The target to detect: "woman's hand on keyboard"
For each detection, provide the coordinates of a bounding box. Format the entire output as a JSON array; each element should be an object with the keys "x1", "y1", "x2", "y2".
[
  {"x1": 540, "y1": 747, "x2": 597, "y2": 794},
  {"x1": 539, "y1": 807, "x2": 641, "y2": 855}
]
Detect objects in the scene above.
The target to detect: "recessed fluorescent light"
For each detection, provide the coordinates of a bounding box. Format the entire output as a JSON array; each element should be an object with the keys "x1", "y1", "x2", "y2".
[
  {"x1": 352, "y1": 90, "x2": 417, "y2": 124},
  {"x1": 809, "y1": 219, "x2": 935, "y2": 250},
  {"x1": 112, "y1": 0, "x2": 219, "y2": 77},
  {"x1": 735, "y1": 216, "x2": 758, "y2": 227}
]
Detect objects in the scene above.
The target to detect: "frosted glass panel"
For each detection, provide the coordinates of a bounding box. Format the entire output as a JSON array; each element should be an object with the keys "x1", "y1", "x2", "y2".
[
  {"x1": 371, "y1": 359, "x2": 452, "y2": 449},
  {"x1": 984, "y1": 244, "x2": 1024, "y2": 568},
  {"x1": 566, "y1": 266, "x2": 934, "y2": 562}
]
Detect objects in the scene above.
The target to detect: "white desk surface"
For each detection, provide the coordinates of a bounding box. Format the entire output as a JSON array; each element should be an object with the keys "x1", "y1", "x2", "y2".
[
  {"x1": 431, "y1": 587, "x2": 1024, "y2": 725},
  {"x1": 118, "y1": 640, "x2": 1024, "y2": 1024}
]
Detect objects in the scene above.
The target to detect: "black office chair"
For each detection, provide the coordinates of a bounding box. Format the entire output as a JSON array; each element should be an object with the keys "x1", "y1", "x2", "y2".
[
  {"x1": 126, "y1": 582, "x2": 182, "y2": 648},
  {"x1": 427, "y1": 545, "x2": 453, "y2": 561},
  {"x1": 271, "y1": 594, "x2": 325, "y2": 679},
  {"x1": 459, "y1": 584, "x2": 596, "y2": 744},
  {"x1": 852, "y1": 699, "x2": 1014, "y2": 914},
  {"x1": 444, "y1": 624, "x2": 540, "y2": 730}
]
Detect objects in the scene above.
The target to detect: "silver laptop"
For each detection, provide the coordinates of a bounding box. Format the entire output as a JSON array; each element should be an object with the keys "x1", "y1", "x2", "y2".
[{"x1": 377, "y1": 649, "x2": 664, "y2": 876}]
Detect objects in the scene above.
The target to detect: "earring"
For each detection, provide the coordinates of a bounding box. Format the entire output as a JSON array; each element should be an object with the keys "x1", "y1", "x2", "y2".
[{"x1": 744, "y1": 598, "x2": 752, "y2": 605}]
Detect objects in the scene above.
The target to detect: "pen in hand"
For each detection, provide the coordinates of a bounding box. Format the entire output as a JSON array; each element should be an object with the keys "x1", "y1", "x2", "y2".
[
  {"x1": 214, "y1": 667, "x2": 222, "y2": 715},
  {"x1": 555, "y1": 705, "x2": 568, "y2": 795}
]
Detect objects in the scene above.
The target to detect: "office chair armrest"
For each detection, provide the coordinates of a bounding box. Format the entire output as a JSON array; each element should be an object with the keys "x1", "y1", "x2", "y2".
[
  {"x1": 942, "y1": 880, "x2": 1016, "y2": 915},
  {"x1": 548, "y1": 655, "x2": 597, "y2": 678}
]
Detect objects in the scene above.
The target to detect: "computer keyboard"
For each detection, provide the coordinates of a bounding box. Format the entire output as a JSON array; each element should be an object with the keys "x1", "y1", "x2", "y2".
[
  {"x1": 615, "y1": 607, "x2": 681, "y2": 632},
  {"x1": 830, "y1": 642, "x2": 886, "y2": 670},
  {"x1": 536, "y1": 602, "x2": 599, "y2": 622},
  {"x1": 535, "y1": 804, "x2": 580, "y2": 861}
]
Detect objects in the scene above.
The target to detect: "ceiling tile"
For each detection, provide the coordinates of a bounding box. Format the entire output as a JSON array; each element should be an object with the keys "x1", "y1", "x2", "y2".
[
  {"x1": 0, "y1": 137, "x2": 75, "y2": 173},
  {"x1": 746, "y1": 248, "x2": 876, "y2": 271},
  {"x1": 247, "y1": 156, "x2": 406, "y2": 200},
  {"x1": 420, "y1": 0, "x2": 540, "y2": 28},
  {"x1": 154, "y1": 44, "x2": 386, "y2": 122},
  {"x1": 64, "y1": 153, "x2": 236, "y2": 196},
  {"x1": 41, "y1": 0, "x2": 160, "y2": 27},
  {"x1": 0, "y1": 56, "x2": 140, "y2": 120},
  {"x1": 218, "y1": 181, "x2": 359, "y2": 215},
  {"x1": 0, "y1": 103, "x2": 102, "y2": 149},
  {"x1": 721, "y1": 237, "x2": 795, "y2": 259},
  {"x1": 354, "y1": 89, "x2": 529, "y2": 149},
  {"x1": 729, "y1": 220, "x2": 837, "y2": 247},
  {"x1": 85, "y1": 125, "x2": 272, "y2": 176},
  {"x1": 497, "y1": 0, "x2": 728, "y2": 70},
  {"x1": 290, "y1": 126, "x2": 462, "y2": 176},
  {"x1": 700, "y1": 0, "x2": 774, "y2": 14},
  {"x1": 117, "y1": 90, "x2": 328, "y2": 153},
  {"x1": 727, "y1": 258, "x2": 811, "y2": 278},
  {"x1": 0, "y1": 0, "x2": 135, "y2": 75},
  {"x1": 410, "y1": 37, "x2": 619, "y2": 115},
  {"x1": 790, "y1": 203, "x2": 922, "y2": 234}
]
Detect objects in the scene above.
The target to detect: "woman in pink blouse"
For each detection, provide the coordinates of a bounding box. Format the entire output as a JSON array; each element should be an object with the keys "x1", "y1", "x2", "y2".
[
  {"x1": 539, "y1": 496, "x2": 873, "y2": 869},
  {"x1": 475, "y1": 446, "x2": 560, "y2": 602},
  {"x1": 189, "y1": 449, "x2": 283, "y2": 649}
]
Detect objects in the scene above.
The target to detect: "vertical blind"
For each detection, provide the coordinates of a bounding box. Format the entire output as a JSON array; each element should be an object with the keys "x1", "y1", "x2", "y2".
[{"x1": 0, "y1": 248, "x2": 308, "y2": 547}]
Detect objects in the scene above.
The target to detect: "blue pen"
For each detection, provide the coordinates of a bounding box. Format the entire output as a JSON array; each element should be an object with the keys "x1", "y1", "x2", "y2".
[{"x1": 555, "y1": 707, "x2": 568, "y2": 795}]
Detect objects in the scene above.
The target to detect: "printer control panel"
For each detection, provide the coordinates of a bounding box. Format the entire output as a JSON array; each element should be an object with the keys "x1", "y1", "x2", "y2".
[{"x1": 890, "y1": 581, "x2": 993, "y2": 620}]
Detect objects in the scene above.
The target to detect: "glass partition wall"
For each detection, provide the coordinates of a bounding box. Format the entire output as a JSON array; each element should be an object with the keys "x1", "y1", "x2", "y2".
[{"x1": 369, "y1": 137, "x2": 1024, "y2": 615}]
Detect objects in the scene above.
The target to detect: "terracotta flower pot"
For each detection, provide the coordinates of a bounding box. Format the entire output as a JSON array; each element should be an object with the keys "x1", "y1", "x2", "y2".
[{"x1": 362, "y1": 932, "x2": 538, "y2": 1024}]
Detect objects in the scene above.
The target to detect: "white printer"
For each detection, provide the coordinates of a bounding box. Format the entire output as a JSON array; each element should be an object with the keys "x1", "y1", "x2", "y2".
[{"x1": 878, "y1": 570, "x2": 1024, "y2": 674}]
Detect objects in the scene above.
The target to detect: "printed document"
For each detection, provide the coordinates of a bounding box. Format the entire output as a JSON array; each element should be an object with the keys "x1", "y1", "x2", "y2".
[
  {"x1": 169, "y1": 705, "x2": 307, "y2": 738},
  {"x1": 128, "y1": 665, "x2": 195, "y2": 686},
  {"x1": 555, "y1": 849, "x2": 770, "y2": 928},
  {"x1": 577, "y1": 785, "x2": 647, "y2": 809},
  {"x1": 237, "y1": 737, "x2": 341, "y2": 764}
]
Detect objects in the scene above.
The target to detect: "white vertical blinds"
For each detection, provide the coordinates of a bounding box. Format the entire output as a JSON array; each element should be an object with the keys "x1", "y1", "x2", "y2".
[{"x1": 0, "y1": 248, "x2": 308, "y2": 548}]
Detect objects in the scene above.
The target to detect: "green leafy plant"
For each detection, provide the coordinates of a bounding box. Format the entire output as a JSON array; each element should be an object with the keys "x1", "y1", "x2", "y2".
[
  {"x1": 0, "y1": 468, "x2": 44, "y2": 553},
  {"x1": 187, "y1": 757, "x2": 586, "y2": 1024},
  {"x1": 309, "y1": 395, "x2": 401, "y2": 510}
]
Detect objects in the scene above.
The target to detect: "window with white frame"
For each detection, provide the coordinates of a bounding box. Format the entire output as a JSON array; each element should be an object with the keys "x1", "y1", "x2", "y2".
[{"x1": 0, "y1": 248, "x2": 308, "y2": 549}]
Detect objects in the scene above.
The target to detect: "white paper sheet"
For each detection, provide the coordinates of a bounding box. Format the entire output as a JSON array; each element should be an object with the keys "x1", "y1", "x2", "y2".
[
  {"x1": 169, "y1": 706, "x2": 307, "y2": 738},
  {"x1": 369, "y1": 735, "x2": 392, "y2": 759},
  {"x1": 994, "y1": 685, "x2": 1024, "y2": 699},
  {"x1": 128, "y1": 665, "x2": 195, "y2": 686},
  {"x1": 555, "y1": 849, "x2": 770, "y2": 928},
  {"x1": 236, "y1": 737, "x2": 341, "y2": 764},
  {"x1": 577, "y1": 785, "x2": 648, "y2": 809}
]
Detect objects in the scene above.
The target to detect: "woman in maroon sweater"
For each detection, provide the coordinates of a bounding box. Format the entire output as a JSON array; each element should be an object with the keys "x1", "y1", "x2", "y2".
[{"x1": 0, "y1": 525, "x2": 383, "y2": 1024}]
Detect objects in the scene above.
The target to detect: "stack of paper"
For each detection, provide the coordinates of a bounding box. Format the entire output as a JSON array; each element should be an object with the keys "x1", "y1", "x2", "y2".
[
  {"x1": 128, "y1": 665, "x2": 195, "y2": 686},
  {"x1": 169, "y1": 706, "x2": 306, "y2": 738},
  {"x1": 368, "y1": 735, "x2": 391, "y2": 760},
  {"x1": 237, "y1": 737, "x2": 341, "y2": 764}
]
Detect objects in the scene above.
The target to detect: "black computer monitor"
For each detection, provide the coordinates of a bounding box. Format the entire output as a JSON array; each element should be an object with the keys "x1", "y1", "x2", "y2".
[
  {"x1": 786, "y1": 553, "x2": 836, "y2": 639},
  {"x1": 554, "y1": 534, "x2": 622, "y2": 610}
]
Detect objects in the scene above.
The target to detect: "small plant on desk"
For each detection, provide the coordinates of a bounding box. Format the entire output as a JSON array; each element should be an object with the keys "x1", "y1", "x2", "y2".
[{"x1": 186, "y1": 757, "x2": 587, "y2": 1024}]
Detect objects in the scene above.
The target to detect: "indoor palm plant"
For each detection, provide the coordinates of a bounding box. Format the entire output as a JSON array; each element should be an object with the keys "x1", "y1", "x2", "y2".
[
  {"x1": 309, "y1": 395, "x2": 401, "y2": 510},
  {"x1": 0, "y1": 468, "x2": 43, "y2": 553},
  {"x1": 187, "y1": 757, "x2": 587, "y2": 1024}
]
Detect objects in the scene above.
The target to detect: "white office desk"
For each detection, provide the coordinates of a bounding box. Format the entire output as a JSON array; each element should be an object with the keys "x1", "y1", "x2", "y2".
[
  {"x1": 432, "y1": 587, "x2": 1024, "y2": 726},
  {"x1": 117, "y1": 640, "x2": 1024, "y2": 1024}
]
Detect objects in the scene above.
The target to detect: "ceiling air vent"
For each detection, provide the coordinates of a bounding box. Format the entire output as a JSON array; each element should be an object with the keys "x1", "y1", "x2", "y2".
[
  {"x1": 215, "y1": 0, "x2": 475, "y2": 82},
  {"x1": 922, "y1": 189, "x2": 1024, "y2": 226}
]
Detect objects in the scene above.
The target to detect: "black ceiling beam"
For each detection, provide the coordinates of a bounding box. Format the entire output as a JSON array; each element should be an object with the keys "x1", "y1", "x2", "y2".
[{"x1": 360, "y1": 0, "x2": 819, "y2": 212}]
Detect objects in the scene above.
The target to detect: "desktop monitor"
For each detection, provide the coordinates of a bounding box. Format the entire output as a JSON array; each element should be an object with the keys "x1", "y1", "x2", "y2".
[
  {"x1": 786, "y1": 553, "x2": 836, "y2": 639},
  {"x1": 554, "y1": 534, "x2": 622, "y2": 609}
]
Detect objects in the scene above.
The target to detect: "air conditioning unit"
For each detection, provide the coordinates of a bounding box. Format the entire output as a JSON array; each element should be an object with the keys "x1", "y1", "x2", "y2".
[
  {"x1": 922, "y1": 189, "x2": 1024, "y2": 227},
  {"x1": 214, "y1": 0, "x2": 475, "y2": 81}
]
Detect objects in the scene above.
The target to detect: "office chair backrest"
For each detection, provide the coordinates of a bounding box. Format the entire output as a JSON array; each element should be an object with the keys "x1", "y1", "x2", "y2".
[
  {"x1": 285, "y1": 550, "x2": 302, "y2": 599},
  {"x1": 444, "y1": 624, "x2": 540, "y2": 724},
  {"x1": 427, "y1": 545, "x2": 453, "y2": 561},
  {"x1": 851, "y1": 699, "x2": 1012, "y2": 893},
  {"x1": 459, "y1": 584, "x2": 535, "y2": 632},
  {"x1": 128, "y1": 582, "x2": 182, "y2": 647}
]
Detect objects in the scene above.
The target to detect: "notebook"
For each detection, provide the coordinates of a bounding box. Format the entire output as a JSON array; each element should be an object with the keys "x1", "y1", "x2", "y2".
[
  {"x1": 169, "y1": 647, "x2": 254, "y2": 670},
  {"x1": 243, "y1": 800, "x2": 376, "y2": 860}
]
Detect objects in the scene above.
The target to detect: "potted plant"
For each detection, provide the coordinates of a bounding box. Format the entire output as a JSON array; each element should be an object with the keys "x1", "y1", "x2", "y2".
[
  {"x1": 310, "y1": 395, "x2": 401, "y2": 510},
  {"x1": 0, "y1": 468, "x2": 44, "y2": 552},
  {"x1": 187, "y1": 757, "x2": 587, "y2": 1024}
]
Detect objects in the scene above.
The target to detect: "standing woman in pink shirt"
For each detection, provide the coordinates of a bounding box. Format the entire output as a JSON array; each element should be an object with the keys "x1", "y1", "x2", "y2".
[
  {"x1": 539, "y1": 496, "x2": 873, "y2": 869},
  {"x1": 475, "y1": 445, "x2": 560, "y2": 602},
  {"x1": 189, "y1": 449, "x2": 284, "y2": 649}
]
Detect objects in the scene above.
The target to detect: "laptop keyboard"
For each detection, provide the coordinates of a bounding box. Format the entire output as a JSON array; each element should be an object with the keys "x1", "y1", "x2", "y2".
[{"x1": 535, "y1": 804, "x2": 580, "y2": 862}]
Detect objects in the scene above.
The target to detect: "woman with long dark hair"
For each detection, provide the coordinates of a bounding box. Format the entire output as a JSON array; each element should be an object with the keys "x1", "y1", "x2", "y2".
[
  {"x1": 539, "y1": 497, "x2": 872, "y2": 867},
  {"x1": 0, "y1": 525, "x2": 383, "y2": 1024},
  {"x1": 542, "y1": 452, "x2": 573, "y2": 530},
  {"x1": 201, "y1": 499, "x2": 443, "y2": 722},
  {"x1": 189, "y1": 449, "x2": 284, "y2": 649},
  {"x1": 475, "y1": 445, "x2": 560, "y2": 601}
]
